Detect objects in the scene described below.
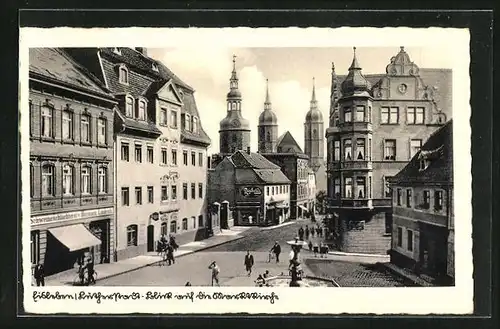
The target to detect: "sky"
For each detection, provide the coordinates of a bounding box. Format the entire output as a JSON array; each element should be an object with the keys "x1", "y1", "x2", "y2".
[{"x1": 148, "y1": 46, "x2": 455, "y2": 155}]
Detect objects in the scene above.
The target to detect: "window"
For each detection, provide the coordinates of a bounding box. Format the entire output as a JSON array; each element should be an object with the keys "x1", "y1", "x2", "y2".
[
  {"x1": 172, "y1": 149, "x2": 177, "y2": 165},
  {"x1": 397, "y1": 227, "x2": 403, "y2": 247},
  {"x1": 137, "y1": 100, "x2": 146, "y2": 120},
  {"x1": 170, "y1": 221, "x2": 177, "y2": 234},
  {"x1": 191, "y1": 183, "x2": 196, "y2": 199},
  {"x1": 125, "y1": 96, "x2": 134, "y2": 117},
  {"x1": 384, "y1": 140, "x2": 396, "y2": 160},
  {"x1": 31, "y1": 231, "x2": 39, "y2": 265},
  {"x1": 266, "y1": 186, "x2": 270, "y2": 196},
  {"x1": 344, "y1": 139, "x2": 352, "y2": 160},
  {"x1": 113, "y1": 47, "x2": 121, "y2": 55},
  {"x1": 135, "y1": 187, "x2": 142, "y2": 205},
  {"x1": 147, "y1": 186, "x2": 154, "y2": 203},
  {"x1": 356, "y1": 177, "x2": 366, "y2": 199},
  {"x1": 41, "y1": 107, "x2": 53, "y2": 138},
  {"x1": 121, "y1": 142, "x2": 129, "y2": 161},
  {"x1": 334, "y1": 178, "x2": 340, "y2": 199},
  {"x1": 192, "y1": 216, "x2": 197, "y2": 229},
  {"x1": 170, "y1": 110, "x2": 178, "y2": 128},
  {"x1": 198, "y1": 183, "x2": 203, "y2": 198},
  {"x1": 423, "y1": 190, "x2": 430, "y2": 209},
  {"x1": 397, "y1": 188, "x2": 402, "y2": 206},
  {"x1": 384, "y1": 177, "x2": 392, "y2": 197},
  {"x1": 62, "y1": 110, "x2": 73, "y2": 140},
  {"x1": 381, "y1": 107, "x2": 399, "y2": 124},
  {"x1": 334, "y1": 140, "x2": 340, "y2": 161},
  {"x1": 98, "y1": 166, "x2": 107, "y2": 194},
  {"x1": 407, "y1": 107, "x2": 425, "y2": 124},
  {"x1": 121, "y1": 187, "x2": 129, "y2": 206},
  {"x1": 198, "y1": 152, "x2": 203, "y2": 166},
  {"x1": 368, "y1": 138, "x2": 372, "y2": 160},
  {"x1": 147, "y1": 146, "x2": 154, "y2": 163},
  {"x1": 119, "y1": 66, "x2": 129, "y2": 84},
  {"x1": 126, "y1": 225, "x2": 137, "y2": 246},
  {"x1": 191, "y1": 151, "x2": 196, "y2": 166},
  {"x1": 161, "y1": 185, "x2": 168, "y2": 201},
  {"x1": 344, "y1": 177, "x2": 352, "y2": 198},
  {"x1": 62, "y1": 165, "x2": 74, "y2": 195},
  {"x1": 192, "y1": 117, "x2": 198, "y2": 133},
  {"x1": 98, "y1": 118, "x2": 107, "y2": 144},
  {"x1": 161, "y1": 222, "x2": 167, "y2": 236},
  {"x1": 355, "y1": 106, "x2": 365, "y2": 122},
  {"x1": 381, "y1": 107, "x2": 389, "y2": 124},
  {"x1": 171, "y1": 185, "x2": 177, "y2": 200},
  {"x1": 29, "y1": 101, "x2": 33, "y2": 136},
  {"x1": 410, "y1": 139, "x2": 422, "y2": 158},
  {"x1": 183, "y1": 150, "x2": 188, "y2": 165},
  {"x1": 185, "y1": 114, "x2": 191, "y2": 131},
  {"x1": 30, "y1": 164, "x2": 34, "y2": 197},
  {"x1": 344, "y1": 107, "x2": 352, "y2": 122},
  {"x1": 182, "y1": 218, "x2": 188, "y2": 230},
  {"x1": 161, "y1": 148, "x2": 167, "y2": 165},
  {"x1": 160, "y1": 108, "x2": 168, "y2": 125},
  {"x1": 356, "y1": 139, "x2": 365, "y2": 160},
  {"x1": 135, "y1": 144, "x2": 142, "y2": 163},
  {"x1": 407, "y1": 230, "x2": 413, "y2": 251},
  {"x1": 152, "y1": 62, "x2": 159, "y2": 72},
  {"x1": 81, "y1": 166, "x2": 91, "y2": 194},
  {"x1": 435, "y1": 190, "x2": 443, "y2": 211},
  {"x1": 183, "y1": 183, "x2": 188, "y2": 200},
  {"x1": 81, "y1": 115, "x2": 91, "y2": 143},
  {"x1": 368, "y1": 176, "x2": 372, "y2": 198},
  {"x1": 406, "y1": 189, "x2": 412, "y2": 208},
  {"x1": 198, "y1": 215, "x2": 204, "y2": 227}
]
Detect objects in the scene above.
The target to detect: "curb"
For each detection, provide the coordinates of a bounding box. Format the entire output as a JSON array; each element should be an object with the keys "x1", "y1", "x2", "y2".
[
  {"x1": 327, "y1": 251, "x2": 389, "y2": 258},
  {"x1": 260, "y1": 221, "x2": 295, "y2": 231},
  {"x1": 77, "y1": 235, "x2": 247, "y2": 284}
]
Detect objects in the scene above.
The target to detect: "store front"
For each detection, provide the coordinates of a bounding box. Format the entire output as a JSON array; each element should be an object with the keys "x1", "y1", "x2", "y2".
[{"x1": 235, "y1": 205, "x2": 261, "y2": 226}]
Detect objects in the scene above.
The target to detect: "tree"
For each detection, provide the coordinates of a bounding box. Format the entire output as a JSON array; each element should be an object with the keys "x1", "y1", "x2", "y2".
[{"x1": 315, "y1": 190, "x2": 327, "y2": 214}]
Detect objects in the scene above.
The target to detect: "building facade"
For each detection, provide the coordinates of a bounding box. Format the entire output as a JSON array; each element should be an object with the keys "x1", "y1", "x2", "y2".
[
  {"x1": 325, "y1": 47, "x2": 451, "y2": 254},
  {"x1": 67, "y1": 47, "x2": 211, "y2": 260},
  {"x1": 389, "y1": 120, "x2": 453, "y2": 285},
  {"x1": 208, "y1": 149, "x2": 291, "y2": 226},
  {"x1": 29, "y1": 48, "x2": 117, "y2": 276}
]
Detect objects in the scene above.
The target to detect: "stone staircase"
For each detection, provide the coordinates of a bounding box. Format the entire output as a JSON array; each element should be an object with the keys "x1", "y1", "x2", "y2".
[{"x1": 342, "y1": 216, "x2": 391, "y2": 255}]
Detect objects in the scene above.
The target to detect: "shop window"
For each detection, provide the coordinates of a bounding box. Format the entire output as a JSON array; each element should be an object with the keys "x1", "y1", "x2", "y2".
[
  {"x1": 344, "y1": 139, "x2": 352, "y2": 160},
  {"x1": 356, "y1": 139, "x2": 365, "y2": 160},
  {"x1": 183, "y1": 183, "x2": 188, "y2": 200},
  {"x1": 121, "y1": 187, "x2": 129, "y2": 206},
  {"x1": 161, "y1": 185, "x2": 168, "y2": 201},
  {"x1": 147, "y1": 146, "x2": 154, "y2": 163},
  {"x1": 198, "y1": 183, "x2": 203, "y2": 199},
  {"x1": 121, "y1": 142, "x2": 129, "y2": 161},
  {"x1": 171, "y1": 149, "x2": 177, "y2": 165},
  {"x1": 98, "y1": 166, "x2": 107, "y2": 194},
  {"x1": 135, "y1": 144, "x2": 142, "y2": 163},
  {"x1": 81, "y1": 114, "x2": 91, "y2": 143},
  {"x1": 81, "y1": 166, "x2": 91, "y2": 194},
  {"x1": 183, "y1": 150, "x2": 188, "y2": 165},
  {"x1": 397, "y1": 227, "x2": 403, "y2": 247},
  {"x1": 171, "y1": 185, "x2": 177, "y2": 200},
  {"x1": 435, "y1": 190, "x2": 443, "y2": 211},
  {"x1": 98, "y1": 118, "x2": 107, "y2": 144},
  {"x1": 344, "y1": 177, "x2": 352, "y2": 198},
  {"x1": 191, "y1": 151, "x2": 196, "y2": 166},
  {"x1": 62, "y1": 165, "x2": 74, "y2": 195},
  {"x1": 62, "y1": 110, "x2": 74, "y2": 140},
  {"x1": 126, "y1": 225, "x2": 137, "y2": 246},
  {"x1": 31, "y1": 230, "x2": 40, "y2": 265},
  {"x1": 170, "y1": 220, "x2": 177, "y2": 234},
  {"x1": 182, "y1": 218, "x2": 188, "y2": 230},
  {"x1": 407, "y1": 230, "x2": 413, "y2": 251},
  {"x1": 125, "y1": 96, "x2": 134, "y2": 117},
  {"x1": 406, "y1": 189, "x2": 412, "y2": 208},
  {"x1": 384, "y1": 140, "x2": 396, "y2": 160},
  {"x1": 161, "y1": 222, "x2": 168, "y2": 236},
  {"x1": 147, "y1": 186, "x2": 154, "y2": 203},
  {"x1": 135, "y1": 187, "x2": 142, "y2": 205},
  {"x1": 41, "y1": 164, "x2": 55, "y2": 196},
  {"x1": 41, "y1": 106, "x2": 53, "y2": 138}
]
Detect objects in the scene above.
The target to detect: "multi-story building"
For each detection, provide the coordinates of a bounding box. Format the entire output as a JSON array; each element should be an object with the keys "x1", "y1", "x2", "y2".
[
  {"x1": 67, "y1": 47, "x2": 211, "y2": 259},
  {"x1": 208, "y1": 149, "x2": 291, "y2": 226},
  {"x1": 307, "y1": 167, "x2": 317, "y2": 214},
  {"x1": 389, "y1": 120, "x2": 453, "y2": 285},
  {"x1": 325, "y1": 47, "x2": 451, "y2": 254},
  {"x1": 29, "y1": 48, "x2": 117, "y2": 276}
]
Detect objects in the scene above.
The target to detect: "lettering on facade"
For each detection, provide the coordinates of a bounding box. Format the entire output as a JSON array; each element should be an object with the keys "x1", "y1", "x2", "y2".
[
  {"x1": 31, "y1": 207, "x2": 114, "y2": 225},
  {"x1": 347, "y1": 220, "x2": 365, "y2": 231},
  {"x1": 241, "y1": 187, "x2": 262, "y2": 197}
]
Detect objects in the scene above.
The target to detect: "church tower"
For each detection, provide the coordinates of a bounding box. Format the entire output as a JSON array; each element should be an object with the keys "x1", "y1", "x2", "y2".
[
  {"x1": 304, "y1": 77, "x2": 324, "y2": 171},
  {"x1": 219, "y1": 55, "x2": 251, "y2": 154},
  {"x1": 258, "y1": 79, "x2": 278, "y2": 153}
]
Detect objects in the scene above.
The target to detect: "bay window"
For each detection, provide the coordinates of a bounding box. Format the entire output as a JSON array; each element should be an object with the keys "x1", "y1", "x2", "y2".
[
  {"x1": 344, "y1": 107, "x2": 352, "y2": 122},
  {"x1": 344, "y1": 139, "x2": 352, "y2": 160},
  {"x1": 355, "y1": 105, "x2": 365, "y2": 122},
  {"x1": 356, "y1": 177, "x2": 366, "y2": 198},
  {"x1": 356, "y1": 139, "x2": 365, "y2": 160},
  {"x1": 344, "y1": 177, "x2": 352, "y2": 198}
]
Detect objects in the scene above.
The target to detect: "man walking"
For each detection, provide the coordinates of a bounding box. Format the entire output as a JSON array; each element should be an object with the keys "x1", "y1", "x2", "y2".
[
  {"x1": 34, "y1": 263, "x2": 45, "y2": 287},
  {"x1": 270, "y1": 241, "x2": 281, "y2": 263},
  {"x1": 208, "y1": 261, "x2": 220, "y2": 287},
  {"x1": 244, "y1": 251, "x2": 254, "y2": 276}
]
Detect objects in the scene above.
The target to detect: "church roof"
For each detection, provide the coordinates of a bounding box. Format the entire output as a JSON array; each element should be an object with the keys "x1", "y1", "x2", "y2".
[{"x1": 276, "y1": 131, "x2": 304, "y2": 154}]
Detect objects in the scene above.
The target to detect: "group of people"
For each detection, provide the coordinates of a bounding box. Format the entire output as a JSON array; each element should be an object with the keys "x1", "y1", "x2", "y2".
[
  {"x1": 308, "y1": 241, "x2": 330, "y2": 258},
  {"x1": 157, "y1": 234, "x2": 179, "y2": 266},
  {"x1": 298, "y1": 224, "x2": 325, "y2": 241},
  {"x1": 77, "y1": 256, "x2": 96, "y2": 286}
]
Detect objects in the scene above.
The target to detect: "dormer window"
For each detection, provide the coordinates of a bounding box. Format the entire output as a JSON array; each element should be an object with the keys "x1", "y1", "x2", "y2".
[
  {"x1": 118, "y1": 64, "x2": 129, "y2": 85},
  {"x1": 136, "y1": 99, "x2": 147, "y2": 121},
  {"x1": 113, "y1": 47, "x2": 122, "y2": 55},
  {"x1": 419, "y1": 159, "x2": 430, "y2": 171},
  {"x1": 192, "y1": 116, "x2": 198, "y2": 133},
  {"x1": 152, "y1": 62, "x2": 159, "y2": 72},
  {"x1": 185, "y1": 114, "x2": 191, "y2": 132},
  {"x1": 125, "y1": 95, "x2": 134, "y2": 117}
]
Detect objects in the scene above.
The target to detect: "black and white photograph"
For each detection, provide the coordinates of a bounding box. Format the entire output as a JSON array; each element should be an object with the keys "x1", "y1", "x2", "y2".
[{"x1": 20, "y1": 27, "x2": 472, "y2": 314}]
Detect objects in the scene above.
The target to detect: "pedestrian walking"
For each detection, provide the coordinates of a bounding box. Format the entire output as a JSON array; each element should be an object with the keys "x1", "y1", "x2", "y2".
[
  {"x1": 84, "y1": 257, "x2": 95, "y2": 285},
  {"x1": 310, "y1": 226, "x2": 315, "y2": 237},
  {"x1": 316, "y1": 226, "x2": 321, "y2": 237},
  {"x1": 320, "y1": 243, "x2": 329, "y2": 258},
  {"x1": 313, "y1": 242, "x2": 319, "y2": 257},
  {"x1": 308, "y1": 240, "x2": 313, "y2": 251},
  {"x1": 166, "y1": 244, "x2": 175, "y2": 265},
  {"x1": 169, "y1": 235, "x2": 179, "y2": 251},
  {"x1": 298, "y1": 227, "x2": 304, "y2": 241},
  {"x1": 34, "y1": 263, "x2": 45, "y2": 287},
  {"x1": 208, "y1": 261, "x2": 220, "y2": 287},
  {"x1": 305, "y1": 226, "x2": 310, "y2": 240},
  {"x1": 270, "y1": 241, "x2": 281, "y2": 263},
  {"x1": 244, "y1": 251, "x2": 254, "y2": 276}
]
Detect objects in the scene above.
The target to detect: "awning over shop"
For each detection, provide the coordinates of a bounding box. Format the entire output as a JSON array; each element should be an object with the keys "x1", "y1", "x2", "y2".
[
  {"x1": 299, "y1": 205, "x2": 309, "y2": 211},
  {"x1": 48, "y1": 224, "x2": 101, "y2": 252}
]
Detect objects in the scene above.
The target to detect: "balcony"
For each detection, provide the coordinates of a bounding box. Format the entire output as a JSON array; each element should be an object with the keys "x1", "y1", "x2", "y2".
[
  {"x1": 337, "y1": 121, "x2": 373, "y2": 133},
  {"x1": 327, "y1": 162, "x2": 341, "y2": 171},
  {"x1": 340, "y1": 160, "x2": 372, "y2": 171},
  {"x1": 327, "y1": 197, "x2": 392, "y2": 210}
]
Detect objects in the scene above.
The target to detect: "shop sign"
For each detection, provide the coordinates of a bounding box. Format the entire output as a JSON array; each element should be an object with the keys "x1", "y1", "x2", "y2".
[
  {"x1": 31, "y1": 207, "x2": 113, "y2": 226},
  {"x1": 241, "y1": 186, "x2": 262, "y2": 197}
]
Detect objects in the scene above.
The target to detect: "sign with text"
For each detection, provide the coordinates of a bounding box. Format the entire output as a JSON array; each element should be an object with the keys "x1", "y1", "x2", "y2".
[
  {"x1": 241, "y1": 187, "x2": 262, "y2": 198},
  {"x1": 31, "y1": 207, "x2": 114, "y2": 226}
]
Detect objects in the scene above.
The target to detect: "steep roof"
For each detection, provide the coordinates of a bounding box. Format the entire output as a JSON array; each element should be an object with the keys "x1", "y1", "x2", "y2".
[
  {"x1": 29, "y1": 48, "x2": 114, "y2": 99},
  {"x1": 392, "y1": 119, "x2": 453, "y2": 185},
  {"x1": 226, "y1": 151, "x2": 291, "y2": 185},
  {"x1": 276, "y1": 131, "x2": 304, "y2": 154},
  {"x1": 230, "y1": 150, "x2": 280, "y2": 169}
]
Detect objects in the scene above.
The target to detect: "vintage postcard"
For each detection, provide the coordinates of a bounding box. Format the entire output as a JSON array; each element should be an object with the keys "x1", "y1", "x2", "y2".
[{"x1": 20, "y1": 27, "x2": 472, "y2": 314}]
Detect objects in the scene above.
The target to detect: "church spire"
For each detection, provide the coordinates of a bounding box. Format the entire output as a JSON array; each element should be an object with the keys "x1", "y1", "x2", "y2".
[
  {"x1": 264, "y1": 78, "x2": 272, "y2": 111},
  {"x1": 229, "y1": 54, "x2": 239, "y2": 91},
  {"x1": 310, "y1": 77, "x2": 318, "y2": 109}
]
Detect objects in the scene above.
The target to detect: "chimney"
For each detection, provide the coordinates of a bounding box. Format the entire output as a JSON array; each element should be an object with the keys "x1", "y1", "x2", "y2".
[
  {"x1": 246, "y1": 146, "x2": 251, "y2": 154},
  {"x1": 135, "y1": 47, "x2": 147, "y2": 56}
]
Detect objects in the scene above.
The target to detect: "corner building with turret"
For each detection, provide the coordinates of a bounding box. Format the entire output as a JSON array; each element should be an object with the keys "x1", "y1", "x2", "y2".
[{"x1": 325, "y1": 47, "x2": 452, "y2": 254}]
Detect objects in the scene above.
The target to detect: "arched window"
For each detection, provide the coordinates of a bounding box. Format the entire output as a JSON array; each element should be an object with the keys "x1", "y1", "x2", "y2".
[
  {"x1": 119, "y1": 65, "x2": 129, "y2": 84},
  {"x1": 81, "y1": 165, "x2": 91, "y2": 194},
  {"x1": 126, "y1": 225, "x2": 138, "y2": 246},
  {"x1": 81, "y1": 114, "x2": 91, "y2": 143},
  {"x1": 41, "y1": 107, "x2": 53, "y2": 138},
  {"x1": 266, "y1": 131, "x2": 271, "y2": 142},
  {"x1": 161, "y1": 222, "x2": 168, "y2": 236},
  {"x1": 170, "y1": 220, "x2": 177, "y2": 234},
  {"x1": 125, "y1": 96, "x2": 134, "y2": 117},
  {"x1": 182, "y1": 218, "x2": 188, "y2": 230},
  {"x1": 137, "y1": 99, "x2": 146, "y2": 120},
  {"x1": 41, "y1": 164, "x2": 54, "y2": 196},
  {"x1": 98, "y1": 166, "x2": 107, "y2": 194},
  {"x1": 62, "y1": 110, "x2": 73, "y2": 140},
  {"x1": 62, "y1": 165, "x2": 74, "y2": 195}
]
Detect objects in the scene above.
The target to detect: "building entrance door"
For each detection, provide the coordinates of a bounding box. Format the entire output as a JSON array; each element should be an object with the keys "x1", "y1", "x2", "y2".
[{"x1": 147, "y1": 225, "x2": 154, "y2": 252}]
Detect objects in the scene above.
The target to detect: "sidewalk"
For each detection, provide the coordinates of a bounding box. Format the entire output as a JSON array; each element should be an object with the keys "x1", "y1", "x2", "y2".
[
  {"x1": 44, "y1": 227, "x2": 252, "y2": 286},
  {"x1": 381, "y1": 263, "x2": 434, "y2": 287}
]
